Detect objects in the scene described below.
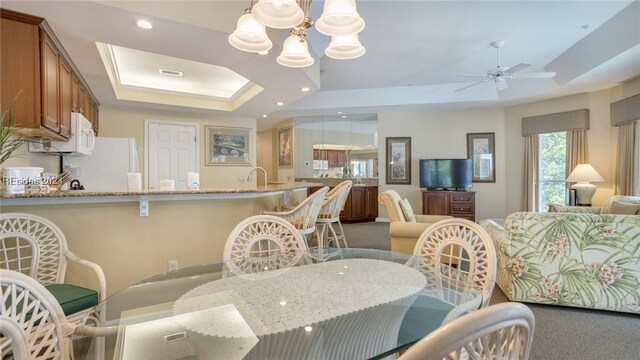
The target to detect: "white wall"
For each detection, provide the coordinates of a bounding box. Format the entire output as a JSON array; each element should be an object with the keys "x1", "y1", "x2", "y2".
[
  {"x1": 377, "y1": 108, "x2": 507, "y2": 221},
  {"x1": 99, "y1": 107, "x2": 256, "y2": 188}
]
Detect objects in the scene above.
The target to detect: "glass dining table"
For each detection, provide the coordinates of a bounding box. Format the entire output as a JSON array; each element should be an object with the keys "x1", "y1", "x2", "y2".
[{"x1": 75, "y1": 248, "x2": 485, "y2": 360}]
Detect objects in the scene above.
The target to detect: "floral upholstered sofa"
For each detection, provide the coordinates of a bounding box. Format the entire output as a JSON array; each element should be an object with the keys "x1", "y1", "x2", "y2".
[{"x1": 480, "y1": 199, "x2": 640, "y2": 314}]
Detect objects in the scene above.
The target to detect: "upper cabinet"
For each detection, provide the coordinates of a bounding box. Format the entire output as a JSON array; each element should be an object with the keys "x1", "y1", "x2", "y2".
[{"x1": 1, "y1": 9, "x2": 99, "y2": 140}]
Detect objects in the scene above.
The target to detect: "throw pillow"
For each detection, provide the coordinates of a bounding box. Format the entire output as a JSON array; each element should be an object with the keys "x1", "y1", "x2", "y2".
[
  {"x1": 609, "y1": 200, "x2": 640, "y2": 215},
  {"x1": 399, "y1": 198, "x2": 417, "y2": 222}
]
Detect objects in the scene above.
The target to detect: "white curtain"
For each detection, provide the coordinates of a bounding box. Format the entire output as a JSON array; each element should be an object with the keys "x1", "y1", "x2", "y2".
[
  {"x1": 614, "y1": 121, "x2": 637, "y2": 195},
  {"x1": 524, "y1": 134, "x2": 539, "y2": 211},
  {"x1": 634, "y1": 120, "x2": 640, "y2": 196},
  {"x1": 566, "y1": 129, "x2": 589, "y2": 177}
]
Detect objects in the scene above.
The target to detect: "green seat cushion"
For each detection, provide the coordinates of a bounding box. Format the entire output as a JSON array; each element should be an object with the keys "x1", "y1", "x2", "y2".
[{"x1": 45, "y1": 284, "x2": 98, "y2": 316}]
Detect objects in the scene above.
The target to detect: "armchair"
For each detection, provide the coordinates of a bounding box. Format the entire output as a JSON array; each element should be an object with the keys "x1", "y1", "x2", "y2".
[{"x1": 378, "y1": 190, "x2": 452, "y2": 254}]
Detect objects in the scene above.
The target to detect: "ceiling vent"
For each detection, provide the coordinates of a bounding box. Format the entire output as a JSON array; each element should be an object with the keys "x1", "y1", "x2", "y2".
[{"x1": 159, "y1": 68, "x2": 183, "y2": 76}]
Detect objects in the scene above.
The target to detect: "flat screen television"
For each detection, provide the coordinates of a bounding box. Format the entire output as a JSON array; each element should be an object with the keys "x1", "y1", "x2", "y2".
[{"x1": 420, "y1": 159, "x2": 472, "y2": 190}]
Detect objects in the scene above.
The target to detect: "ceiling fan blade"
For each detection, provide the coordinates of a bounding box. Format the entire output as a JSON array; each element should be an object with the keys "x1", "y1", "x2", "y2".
[
  {"x1": 495, "y1": 79, "x2": 509, "y2": 92},
  {"x1": 505, "y1": 63, "x2": 532, "y2": 74},
  {"x1": 457, "y1": 74, "x2": 491, "y2": 78},
  {"x1": 455, "y1": 79, "x2": 491, "y2": 92},
  {"x1": 512, "y1": 71, "x2": 557, "y2": 79}
]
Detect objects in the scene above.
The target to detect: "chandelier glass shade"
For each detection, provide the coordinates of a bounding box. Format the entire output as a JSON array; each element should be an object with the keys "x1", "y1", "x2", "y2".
[
  {"x1": 252, "y1": 0, "x2": 305, "y2": 29},
  {"x1": 277, "y1": 34, "x2": 315, "y2": 67},
  {"x1": 228, "y1": 12, "x2": 273, "y2": 53},
  {"x1": 229, "y1": 0, "x2": 365, "y2": 68},
  {"x1": 315, "y1": 0, "x2": 365, "y2": 36},
  {"x1": 325, "y1": 33, "x2": 365, "y2": 59}
]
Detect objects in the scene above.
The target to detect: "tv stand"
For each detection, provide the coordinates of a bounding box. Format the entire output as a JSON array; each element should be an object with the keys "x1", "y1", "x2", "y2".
[{"x1": 422, "y1": 190, "x2": 476, "y2": 222}]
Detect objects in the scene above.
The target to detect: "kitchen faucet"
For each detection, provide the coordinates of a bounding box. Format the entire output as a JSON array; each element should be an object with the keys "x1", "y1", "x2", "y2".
[{"x1": 247, "y1": 167, "x2": 268, "y2": 188}]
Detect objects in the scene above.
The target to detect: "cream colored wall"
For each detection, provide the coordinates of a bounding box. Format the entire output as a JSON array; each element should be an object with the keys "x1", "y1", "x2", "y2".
[
  {"x1": 3, "y1": 194, "x2": 289, "y2": 295},
  {"x1": 99, "y1": 107, "x2": 257, "y2": 188},
  {"x1": 504, "y1": 78, "x2": 640, "y2": 214},
  {"x1": 377, "y1": 108, "x2": 507, "y2": 221},
  {"x1": 257, "y1": 128, "x2": 277, "y2": 184}
]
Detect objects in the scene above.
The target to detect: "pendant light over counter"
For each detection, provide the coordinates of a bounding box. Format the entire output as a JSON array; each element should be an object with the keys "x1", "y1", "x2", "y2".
[{"x1": 228, "y1": 0, "x2": 366, "y2": 68}]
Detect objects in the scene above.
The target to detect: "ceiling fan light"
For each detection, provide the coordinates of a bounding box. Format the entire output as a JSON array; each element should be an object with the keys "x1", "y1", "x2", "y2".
[
  {"x1": 316, "y1": 0, "x2": 365, "y2": 36},
  {"x1": 252, "y1": 0, "x2": 304, "y2": 29},
  {"x1": 228, "y1": 13, "x2": 273, "y2": 53},
  {"x1": 325, "y1": 34, "x2": 365, "y2": 60},
  {"x1": 277, "y1": 34, "x2": 315, "y2": 68}
]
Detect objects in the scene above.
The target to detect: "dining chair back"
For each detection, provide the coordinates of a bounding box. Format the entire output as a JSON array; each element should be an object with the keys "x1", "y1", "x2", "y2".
[
  {"x1": 412, "y1": 218, "x2": 496, "y2": 308},
  {"x1": 0, "y1": 213, "x2": 106, "y2": 326},
  {"x1": 399, "y1": 302, "x2": 535, "y2": 360},
  {"x1": 0, "y1": 269, "x2": 75, "y2": 360},
  {"x1": 263, "y1": 187, "x2": 330, "y2": 245},
  {"x1": 224, "y1": 215, "x2": 308, "y2": 274},
  {"x1": 316, "y1": 180, "x2": 352, "y2": 249}
]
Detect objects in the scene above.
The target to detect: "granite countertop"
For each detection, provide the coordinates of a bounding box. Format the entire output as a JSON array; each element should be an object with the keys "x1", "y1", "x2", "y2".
[
  {"x1": 1, "y1": 182, "x2": 321, "y2": 199},
  {"x1": 295, "y1": 177, "x2": 379, "y2": 186}
]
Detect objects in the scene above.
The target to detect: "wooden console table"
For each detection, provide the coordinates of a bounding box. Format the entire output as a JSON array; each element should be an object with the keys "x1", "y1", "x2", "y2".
[{"x1": 422, "y1": 191, "x2": 476, "y2": 222}]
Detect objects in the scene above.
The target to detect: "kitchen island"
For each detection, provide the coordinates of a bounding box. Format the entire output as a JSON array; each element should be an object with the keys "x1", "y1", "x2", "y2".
[{"x1": 1, "y1": 182, "x2": 320, "y2": 294}]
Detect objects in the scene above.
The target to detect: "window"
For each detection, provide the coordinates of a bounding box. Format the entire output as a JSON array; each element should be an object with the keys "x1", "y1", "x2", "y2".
[{"x1": 539, "y1": 132, "x2": 567, "y2": 211}]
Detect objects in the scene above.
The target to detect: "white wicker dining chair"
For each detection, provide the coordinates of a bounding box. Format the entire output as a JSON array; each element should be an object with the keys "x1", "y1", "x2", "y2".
[
  {"x1": 316, "y1": 180, "x2": 352, "y2": 249},
  {"x1": 399, "y1": 302, "x2": 535, "y2": 360},
  {"x1": 223, "y1": 215, "x2": 308, "y2": 275},
  {"x1": 412, "y1": 218, "x2": 497, "y2": 308},
  {"x1": 263, "y1": 187, "x2": 330, "y2": 248},
  {"x1": 0, "y1": 213, "x2": 106, "y2": 327},
  {"x1": 0, "y1": 269, "x2": 76, "y2": 359}
]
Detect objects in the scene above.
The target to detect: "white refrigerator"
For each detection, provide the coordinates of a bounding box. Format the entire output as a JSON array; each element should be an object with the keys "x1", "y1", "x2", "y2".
[{"x1": 64, "y1": 137, "x2": 139, "y2": 191}]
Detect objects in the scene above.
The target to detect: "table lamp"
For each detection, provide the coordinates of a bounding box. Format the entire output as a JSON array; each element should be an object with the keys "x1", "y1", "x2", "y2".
[{"x1": 566, "y1": 164, "x2": 604, "y2": 206}]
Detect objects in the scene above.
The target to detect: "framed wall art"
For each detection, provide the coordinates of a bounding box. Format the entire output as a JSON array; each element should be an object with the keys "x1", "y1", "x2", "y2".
[
  {"x1": 386, "y1": 137, "x2": 411, "y2": 185},
  {"x1": 466, "y1": 132, "x2": 495, "y2": 183},
  {"x1": 205, "y1": 126, "x2": 251, "y2": 166},
  {"x1": 278, "y1": 126, "x2": 293, "y2": 167}
]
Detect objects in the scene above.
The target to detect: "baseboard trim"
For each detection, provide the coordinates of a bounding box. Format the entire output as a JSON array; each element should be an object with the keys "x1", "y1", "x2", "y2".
[{"x1": 376, "y1": 218, "x2": 390, "y2": 223}]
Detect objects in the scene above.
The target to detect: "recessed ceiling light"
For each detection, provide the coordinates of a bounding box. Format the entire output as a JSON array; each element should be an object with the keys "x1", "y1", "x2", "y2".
[
  {"x1": 301, "y1": 87, "x2": 310, "y2": 92},
  {"x1": 337, "y1": 111, "x2": 342, "y2": 114},
  {"x1": 341, "y1": 115, "x2": 347, "y2": 118},
  {"x1": 257, "y1": 50, "x2": 269, "y2": 55},
  {"x1": 136, "y1": 20, "x2": 153, "y2": 29},
  {"x1": 276, "y1": 102, "x2": 284, "y2": 106},
  {"x1": 262, "y1": 114, "x2": 267, "y2": 118}
]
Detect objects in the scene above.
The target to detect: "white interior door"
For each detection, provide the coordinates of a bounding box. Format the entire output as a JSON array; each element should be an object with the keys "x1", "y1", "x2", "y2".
[{"x1": 147, "y1": 121, "x2": 198, "y2": 189}]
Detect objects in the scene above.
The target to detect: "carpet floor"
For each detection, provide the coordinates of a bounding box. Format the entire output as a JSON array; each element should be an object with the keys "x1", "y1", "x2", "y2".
[{"x1": 342, "y1": 221, "x2": 640, "y2": 360}]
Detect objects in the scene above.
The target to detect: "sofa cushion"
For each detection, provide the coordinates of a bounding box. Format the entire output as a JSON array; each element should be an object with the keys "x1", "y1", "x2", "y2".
[
  {"x1": 609, "y1": 200, "x2": 640, "y2": 215},
  {"x1": 45, "y1": 284, "x2": 98, "y2": 316},
  {"x1": 600, "y1": 195, "x2": 640, "y2": 214},
  {"x1": 399, "y1": 198, "x2": 416, "y2": 223}
]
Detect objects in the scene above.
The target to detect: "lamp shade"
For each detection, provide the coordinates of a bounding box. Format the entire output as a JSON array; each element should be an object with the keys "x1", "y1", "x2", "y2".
[
  {"x1": 315, "y1": 0, "x2": 365, "y2": 36},
  {"x1": 228, "y1": 13, "x2": 273, "y2": 53},
  {"x1": 566, "y1": 164, "x2": 605, "y2": 183},
  {"x1": 252, "y1": 0, "x2": 304, "y2": 29},
  {"x1": 277, "y1": 35, "x2": 315, "y2": 68},
  {"x1": 325, "y1": 34, "x2": 365, "y2": 59}
]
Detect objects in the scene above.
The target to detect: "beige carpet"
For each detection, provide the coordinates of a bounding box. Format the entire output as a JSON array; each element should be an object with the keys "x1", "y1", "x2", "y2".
[{"x1": 342, "y1": 221, "x2": 640, "y2": 360}]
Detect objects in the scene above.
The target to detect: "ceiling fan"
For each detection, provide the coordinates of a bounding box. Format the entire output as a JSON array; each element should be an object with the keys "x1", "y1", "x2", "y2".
[{"x1": 455, "y1": 40, "x2": 556, "y2": 92}]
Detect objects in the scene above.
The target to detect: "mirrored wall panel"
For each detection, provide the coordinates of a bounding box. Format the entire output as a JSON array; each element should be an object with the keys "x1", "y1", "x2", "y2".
[{"x1": 294, "y1": 114, "x2": 378, "y2": 179}]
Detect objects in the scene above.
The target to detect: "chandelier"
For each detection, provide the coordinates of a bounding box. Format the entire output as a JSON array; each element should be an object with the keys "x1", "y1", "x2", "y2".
[{"x1": 228, "y1": 0, "x2": 366, "y2": 68}]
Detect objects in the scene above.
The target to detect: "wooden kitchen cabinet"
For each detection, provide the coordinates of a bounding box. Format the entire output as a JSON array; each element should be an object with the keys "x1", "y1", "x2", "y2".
[
  {"x1": 327, "y1": 151, "x2": 338, "y2": 168},
  {"x1": 309, "y1": 185, "x2": 378, "y2": 222},
  {"x1": 0, "y1": 9, "x2": 99, "y2": 140},
  {"x1": 41, "y1": 32, "x2": 60, "y2": 133},
  {"x1": 58, "y1": 58, "x2": 72, "y2": 138},
  {"x1": 422, "y1": 190, "x2": 476, "y2": 222}
]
